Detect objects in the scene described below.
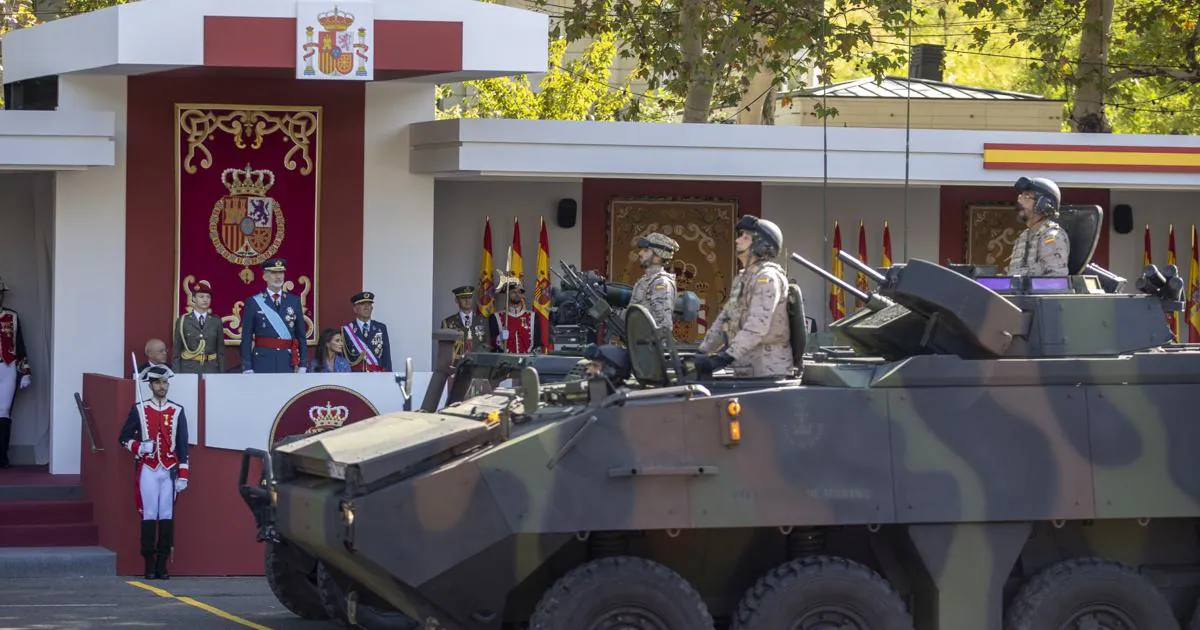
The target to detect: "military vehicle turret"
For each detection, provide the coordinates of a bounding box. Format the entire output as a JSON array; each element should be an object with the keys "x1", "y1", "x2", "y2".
[{"x1": 240, "y1": 204, "x2": 1200, "y2": 630}]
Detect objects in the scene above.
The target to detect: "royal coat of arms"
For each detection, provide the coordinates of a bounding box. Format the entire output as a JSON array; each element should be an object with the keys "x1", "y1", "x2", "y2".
[
  {"x1": 299, "y1": 4, "x2": 373, "y2": 80},
  {"x1": 210, "y1": 164, "x2": 286, "y2": 284}
]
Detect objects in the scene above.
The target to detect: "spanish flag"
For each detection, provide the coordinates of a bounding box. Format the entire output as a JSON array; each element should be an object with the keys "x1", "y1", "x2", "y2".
[
  {"x1": 855, "y1": 220, "x2": 869, "y2": 309},
  {"x1": 533, "y1": 217, "x2": 552, "y2": 350},
  {"x1": 1144, "y1": 224, "x2": 1152, "y2": 267},
  {"x1": 1189, "y1": 224, "x2": 1200, "y2": 343},
  {"x1": 508, "y1": 217, "x2": 524, "y2": 282},
  {"x1": 477, "y1": 217, "x2": 494, "y2": 317},
  {"x1": 1168, "y1": 224, "x2": 1180, "y2": 338},
  {"x1": 829, "y1": 221, "x2": 845, "y2": 321},
  {"x1": 882, "y1": 220, "x2": 892, "y2": 267}
]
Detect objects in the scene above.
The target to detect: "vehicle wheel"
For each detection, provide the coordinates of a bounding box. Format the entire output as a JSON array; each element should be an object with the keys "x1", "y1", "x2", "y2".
[
  {"x1": 731, "y1": 555, "x2": 914, "y2": 630},
  {"x1": 1005, "y1": 557, "x2": 1178, "y2": 630},
  {"x1": 263, "y1": 540, "x2": 328, "y2": 620},
  {"x1": 529, "y1": 555, "x2": 715, "y2": 630},
  {"x1": 316, "y1": 561, "x2": 419, "y2": 630},
  {"x1": 1187, "y1": 598, "x2": 1200, "y2": 630}
]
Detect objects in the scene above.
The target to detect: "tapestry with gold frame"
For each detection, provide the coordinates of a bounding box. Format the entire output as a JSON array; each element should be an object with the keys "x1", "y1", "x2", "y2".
[
  {"x1": 965, "y1": 203, "x2": 1025, "y2": 270},
  {"x1": 174, "y1": 104, "x2": 322, "y2": 346},
  {"x1": 607, "y1": 198, "x2": 738, "y2": 344}
]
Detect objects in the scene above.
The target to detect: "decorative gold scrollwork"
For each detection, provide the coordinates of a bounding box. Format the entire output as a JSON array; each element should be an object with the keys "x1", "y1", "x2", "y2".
[{"x1": 178, "y1": 108, "x2": 319, "y2": 175}]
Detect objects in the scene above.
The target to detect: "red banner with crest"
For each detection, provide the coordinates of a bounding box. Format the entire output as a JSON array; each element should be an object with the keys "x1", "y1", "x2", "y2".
[{"x1": 175, "y1": 105, "x2": 321, "y2": 347}]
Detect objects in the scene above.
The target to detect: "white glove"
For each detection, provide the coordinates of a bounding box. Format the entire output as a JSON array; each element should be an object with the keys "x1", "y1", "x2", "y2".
[
  {"x1": 19, "y1": 375, "x2": 30, "y2": 390},
  {"x1": 137, "y1": 442, "x2": 154, "y2": 455},
  {"x1": 296, "y1": 366, "x2": 307, "y2": 373},
  {"x1": 243, "y1": 369, "x2": 254, "y2": 374},
  {"x1": 501, "y1": 330, "x2": 510, "y2": 341},
  {"x1": 175, "y1": 478, "x2": 188, "y2": 493}
]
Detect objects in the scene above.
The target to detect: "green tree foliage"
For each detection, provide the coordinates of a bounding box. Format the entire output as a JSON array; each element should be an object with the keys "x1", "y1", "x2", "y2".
[
  {"x1": 532, "y1": 0, "x2": 919, "y2": 123},
  {"x1": 61, "y1": 0, "x2": 131, "y2": 12},
  {"x1": 438, "y1": 33, "x2": 681, "y2": 122},
  {"x1": 0, "y1": 0, "x2": 40, "y2": 107}
]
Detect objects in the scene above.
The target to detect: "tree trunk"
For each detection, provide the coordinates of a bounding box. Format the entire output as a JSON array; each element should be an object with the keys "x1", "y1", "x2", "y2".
[
  {"x1": 736, "y1": 34, "x2": 778, "y2": 125},
  {"x1": 679, "y1": 0, "x2": 713, "y2": 123},
  {"x1": 1069, "y1": 0, "x2": 1115, "y2": 132}
]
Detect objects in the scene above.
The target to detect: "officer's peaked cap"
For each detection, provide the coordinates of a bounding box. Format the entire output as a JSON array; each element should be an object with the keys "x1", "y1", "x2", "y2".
[
  {"x1": 452, "y1": 285, "x2": 475, "y2": 298},
  {"x1": 262, "y1": 257, "x2": 287, "y2": 272},
  {"x1": 351, "y1": 291, "x2": 375, "y2": 304}
]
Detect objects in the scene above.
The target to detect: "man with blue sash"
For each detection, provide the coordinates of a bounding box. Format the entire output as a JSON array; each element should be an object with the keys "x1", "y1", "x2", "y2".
[{"x1": 240, "y1": 258, "x2": 307, "y2": 373}]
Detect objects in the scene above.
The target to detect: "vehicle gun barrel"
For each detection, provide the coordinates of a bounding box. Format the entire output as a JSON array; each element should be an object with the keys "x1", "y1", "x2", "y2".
[
  {"x1": 836, "y1": 249, "x2": 888, "y2": 285},
  {"x1": 789, "y1": 252, "x2": 871, "y2": 303}
]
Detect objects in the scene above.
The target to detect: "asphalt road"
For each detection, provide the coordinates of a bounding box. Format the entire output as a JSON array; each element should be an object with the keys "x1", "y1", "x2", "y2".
[{"x1": 0, "y1": 576, "x2": 331, "y2": 629}]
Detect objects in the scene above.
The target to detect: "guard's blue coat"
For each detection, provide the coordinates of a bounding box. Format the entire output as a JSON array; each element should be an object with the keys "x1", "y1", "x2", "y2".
[{"x1": 240, "y1": 290, "x2": 306, "y2": 373}]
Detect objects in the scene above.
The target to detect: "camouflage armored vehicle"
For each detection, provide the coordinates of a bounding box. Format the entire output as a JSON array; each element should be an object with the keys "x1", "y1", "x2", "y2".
[{"x1": 240, "y1": 204, "x2": 1200, "y2": 629}]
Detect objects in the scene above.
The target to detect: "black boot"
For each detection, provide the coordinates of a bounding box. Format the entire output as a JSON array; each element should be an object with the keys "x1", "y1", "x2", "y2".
[
  {"x1": 140, "y1": 520, "x2": 157, "y2": 579},
  {"x1": 154, "y1": 519, "x2": 173, "y2": 580},
  {"x1": 0, "y1": 418, "x2": 12, "y2": 468}
]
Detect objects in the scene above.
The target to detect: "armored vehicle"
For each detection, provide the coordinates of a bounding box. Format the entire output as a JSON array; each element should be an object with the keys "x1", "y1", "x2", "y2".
[{"x1": 240, "y1": 204, "x2": 1200, "y2": 630}]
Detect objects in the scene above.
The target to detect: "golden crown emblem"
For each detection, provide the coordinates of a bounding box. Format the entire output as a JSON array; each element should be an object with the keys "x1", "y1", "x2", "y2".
[
  {"x1": 317, "y1": 6, "x2": 355, "y2": 31},
  {"x1": 308, "y1": 401, "x2": 350, "y2": 432},
  {"x1": 221, "y1": 164, "x2": 275, "y2": 197}
]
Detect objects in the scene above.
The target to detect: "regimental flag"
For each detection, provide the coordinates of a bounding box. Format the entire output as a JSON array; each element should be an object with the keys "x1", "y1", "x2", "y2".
[
  {"x1": 829, "y1": 221, "x2": 845, "y2": 321},
  {"x1": 1144, "y1": 224, "x2": 1152, "y2": 268},
  {"x1": 477, "y1": 217, "x2": 495, "y2": 317},
  {"x1": 855, "y1": 220, "x2": 869, "y2": 309},
  {"x1": 1168, "y1": 224, "x2": 1180, "y2": 338},
  {"x1": 533, "y1": 217, "x2": 553, "y2": 350},
  {"x1": 1189, "y1": 224, "x2": 1200, "y2": 343},
  {"x1": 508, "y1": 217, "x2": 524, "y2": 283},
  {"x1": 882, "y1": 220, "x2": 892, "y2": 267}
]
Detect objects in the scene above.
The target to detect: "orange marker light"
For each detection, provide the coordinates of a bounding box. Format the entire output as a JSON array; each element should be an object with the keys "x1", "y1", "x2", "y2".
[
  {"x1": 486, "y1": 411, "x2": 501, "y2": 425},
  {"x1": 729, "y1": 419, "x2": 742, "y2": 442},
  {"x1": 727, "y1": 400, "x2": 742, "y2": 416}
]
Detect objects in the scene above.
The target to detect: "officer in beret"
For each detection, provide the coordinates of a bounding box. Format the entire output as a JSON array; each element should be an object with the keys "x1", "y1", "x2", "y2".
[
  {"x1": 630, "y1": 232, "x2": 680, "y2": 332},
  {"x1": 343, "y1": 291, "x2": 392, "y2": 372},
  {"x1": 440, "y1": 285, "x2": 490, "y2": 364},
  {"x1": 172, "y1": 280, "x2": 224, "y2": 374},
  {"x1": 240, "y1": 258, "x2": 306, "y2": 374}
]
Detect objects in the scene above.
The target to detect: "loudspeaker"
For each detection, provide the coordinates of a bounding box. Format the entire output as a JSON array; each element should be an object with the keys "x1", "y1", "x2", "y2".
[
  {"x1": 1113, "y1": 204, "x2": 1132, "y2": 234},
  {"x1": 557, "y1": 198, "x2": 577, "y2": 229}
]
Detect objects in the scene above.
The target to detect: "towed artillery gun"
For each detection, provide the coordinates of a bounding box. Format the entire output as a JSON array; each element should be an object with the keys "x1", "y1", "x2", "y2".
[{"x1": 239, "y1": 204, "x2": 1200, "y2": 630}]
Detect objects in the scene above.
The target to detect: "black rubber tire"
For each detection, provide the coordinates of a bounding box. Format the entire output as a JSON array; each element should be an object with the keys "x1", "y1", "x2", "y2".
[
  {"x1": 1187, "y1": 598, "x2": 1200, "y2": 630},
  {"x1": 263, "y1": 540, "x2": 328, "y2": 620},
  {"x1": 732, "y1": 555, "x2": 914, "y2": 630},
  {"x1": 316, "y1": 561, "x2": 419, "y2": 630},
  {"x1": 1005, "y1": 557, "x2": 1179, "y2": 630},
  {"x1": 529, "y1": 555, "x2": 715, "y2": 630}
]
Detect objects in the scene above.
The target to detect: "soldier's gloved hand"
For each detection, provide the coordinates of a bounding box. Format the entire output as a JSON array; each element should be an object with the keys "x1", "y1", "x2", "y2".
[
  {"x1": 18, "y1": 375, "x2": 30, "y2": 390},
  {"x1": 137, "y1": 442, "x2": 154, "y2": 455},
  {"x1": 243, "y1": 369, "x2": 254, "y2": 374},
  {"x1": 296, "y1": 366, "x2": 307, "y2": 374},
  {"x1": 694, "y1": 352, "x2": 734, "y2": 377},
  {"x1": 175, "y1": 478, "x2": 188, "y2": 493}
]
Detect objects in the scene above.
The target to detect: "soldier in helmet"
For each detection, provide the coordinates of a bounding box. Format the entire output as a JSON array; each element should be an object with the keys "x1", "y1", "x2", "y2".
[
  {"x1": 630, "y1": 232, "x2": 679, "y2": 331},
  {"x1": 1007, "y1": 176, "x2": 1070, "y2": 277},
  {"x1": 695, "y1": 215, "x2": 793, "y2": 378}
]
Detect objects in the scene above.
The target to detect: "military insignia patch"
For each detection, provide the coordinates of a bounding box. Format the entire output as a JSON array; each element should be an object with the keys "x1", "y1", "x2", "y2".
[{"x1": 1044, "y1": 237, "x2": 1056, "y2": 245}]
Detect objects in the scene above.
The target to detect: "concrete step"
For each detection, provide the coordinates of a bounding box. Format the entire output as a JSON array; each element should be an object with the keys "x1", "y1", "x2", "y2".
[
  {"x1": 0, "y1": 523, "x2": 100, "y2": 547},
  {"x1": 0, "y1": 546, "x2": 116, "y2": 578},
  {"x1": 0, "y1": 500, "x2": 93, "y2": 525},
  {"x1": 0, "y1": 484, "x2": 83, "y2": 502}
]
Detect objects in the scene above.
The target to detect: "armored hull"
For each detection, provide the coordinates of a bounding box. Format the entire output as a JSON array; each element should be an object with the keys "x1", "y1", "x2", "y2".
[{"x1": 241, "y1": 221, "x2": 1200, "y2": 630}]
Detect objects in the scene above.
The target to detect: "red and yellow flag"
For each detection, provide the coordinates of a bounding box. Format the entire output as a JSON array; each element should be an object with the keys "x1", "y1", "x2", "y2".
[
  {"x1": 882, "y1": 220, "x2": 892, "y2": 267},
  {"x1": 829, "y1": 221, "x2": 845, "y2": 321},
  {"x1": 1168, "y1": 224, "x2": 1180, "y2": 338},
  {"x1": 855, "y1": 220, "x2": 869, "y2": 309},
  {"x1": 533, "y1": 217, "x2": 552, "y2": 350},
  {"x1": 477, "y1": 217, "x2": 494, "y2": 317},
  {"x1": 508, "y1": 217, "x2": 524, "y2": 282},
  {"x1": 1189, "y1": 224, "x2": 1200, "y2": 343}
]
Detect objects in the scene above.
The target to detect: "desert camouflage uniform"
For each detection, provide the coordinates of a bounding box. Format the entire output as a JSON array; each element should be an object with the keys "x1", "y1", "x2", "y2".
[
  {"x1": 699, "y1": 260, "x2": 791, "y2": 377},
  {"x1": 1008, "y1": 219, "x2": 1070, "y2": 276},
  {"x1": 630, "y1": 264, "x2": 676, "y2": 330}
]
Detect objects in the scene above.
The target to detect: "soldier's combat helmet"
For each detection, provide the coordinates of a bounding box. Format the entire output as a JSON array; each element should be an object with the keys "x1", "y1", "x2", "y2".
[
  {"x1": 736, "y1": 215, "x2": 783, "y2": 259},
  {"x1": 1015, "y1": 176, "x2": 1062, "y2": 217},
  {"x1": 637, "y1": 232, "x2": 680, "y2": 261}
]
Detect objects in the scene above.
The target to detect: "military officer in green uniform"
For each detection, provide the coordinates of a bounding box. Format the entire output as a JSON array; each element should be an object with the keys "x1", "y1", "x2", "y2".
[
  {"x1": 440, "y1": 285, "x2": 490, "y2": 364},
  {"x1": 172, "y1": 280, "x2": 225, "y2": 374}
]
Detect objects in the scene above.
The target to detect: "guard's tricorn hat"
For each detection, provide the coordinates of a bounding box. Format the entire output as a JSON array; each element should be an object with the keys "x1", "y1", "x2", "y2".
[
  {"x1": 351, "y1": 291, "x2": 375, "y2": 304},
  {"x1": 452, "y1": 285, "x2": 475, "y2": 299},
  {"x1": 262, "y1": 258, "x2": 287, "y2": 272},
  {"x1": 139, "y1": 364, "x2": 175, "y2": 383}
]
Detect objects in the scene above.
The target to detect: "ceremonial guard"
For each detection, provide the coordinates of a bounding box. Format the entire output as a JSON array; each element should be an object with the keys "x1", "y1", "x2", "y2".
[
  {"x1": 1007, "y1": 176, "x2": 1070, "y2": 277},
  {"x1": 0, "y1": 277, "x2": 31, "y2": 468},
  {"x1": 240, "y1": 258, "x2": 307, "y2": 373},
  {"x1": 440, "y1": 285, "x2": 491, "y2": 364},
  {"x1": 630, "y1": 232, "x2": 680, "y2": 331},
  {"x1": 697, "y1": 215, "x2": 793, "y2": 378},
  {"x1": 118, "y1": 364, "x2": 189, "y2": 580},
  {"x1": 342, "y1": 291, "x2": 392, "y2": 372},
  {"x1": 171, "y1": 280, "x2": 225, "y2": 374},
  {"x1": 488, "y1": 272, "x2": 542, "y2": 354}
]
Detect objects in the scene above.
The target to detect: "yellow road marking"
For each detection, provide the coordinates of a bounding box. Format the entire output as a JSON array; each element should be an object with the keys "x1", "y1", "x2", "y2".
[{"x1": 127, "y1": 580, "x2": 272, "y2": 630}]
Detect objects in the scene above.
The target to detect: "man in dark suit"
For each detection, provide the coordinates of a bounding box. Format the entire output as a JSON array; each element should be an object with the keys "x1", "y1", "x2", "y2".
[
  {"x1": 172, "y1": 280, "x2": 225, "y2": 374},
  {"x1": 440, "y1": 285, "x2": 490, "y2": 365},
  {"x1": 343, "y1": 291, "x2": 392, "y2": 372},
  {"x1": 240, "y1": 258, "x2": 306, "y2": 373}
]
